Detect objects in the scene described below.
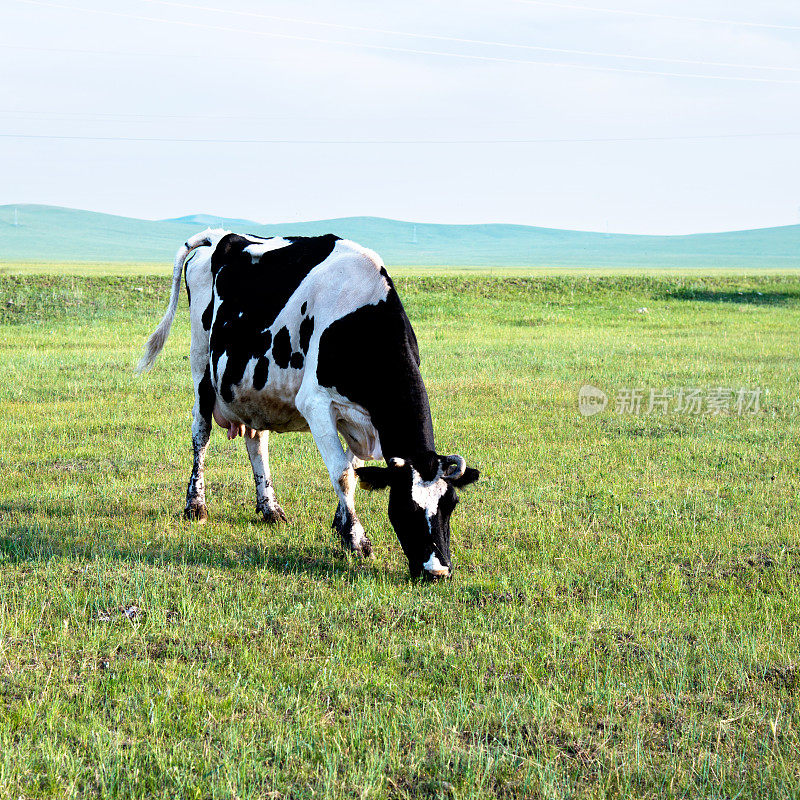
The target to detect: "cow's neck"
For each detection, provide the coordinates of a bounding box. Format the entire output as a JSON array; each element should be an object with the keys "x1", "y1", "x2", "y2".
[
  {"x1": 372, "y1": 366, "x2": 436, "y2": 466},
  {"x1": 314, "y1": 284, "x2": 437, "y2": 468}
]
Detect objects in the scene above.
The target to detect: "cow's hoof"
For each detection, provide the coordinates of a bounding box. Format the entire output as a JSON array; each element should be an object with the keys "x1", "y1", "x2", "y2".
[
  {"x1": 332, "y1": 509, "x2": 372, "y2": 557},
  {"x1": 184, "y1": 503, "x2": 208, "y2": 523},
  {"x1": 257, "y1": 503, "x2": 287, "y2": 524},
  {"x1": 357, "y1": 537, "x2": 374, "y2": 559},
  {"x1": 334, "y1": 530, "x2": 374, "y2": 560},
  {"x1": 344, "y1": 535, "x2": 374, "y2": 560}
]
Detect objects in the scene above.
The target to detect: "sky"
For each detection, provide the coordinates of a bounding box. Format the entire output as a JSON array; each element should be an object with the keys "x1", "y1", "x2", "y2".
[{"x1": 1, "y1": 0, "x2": 800, "y2": 234}]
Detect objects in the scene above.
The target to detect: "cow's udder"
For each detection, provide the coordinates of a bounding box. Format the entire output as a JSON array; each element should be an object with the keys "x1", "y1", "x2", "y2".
[{"x1": 212, "y1": 402, "x2": 256, "y2": 439}]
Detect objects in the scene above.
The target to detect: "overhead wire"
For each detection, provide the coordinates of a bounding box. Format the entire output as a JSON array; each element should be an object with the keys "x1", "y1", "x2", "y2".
[
  {"x1": 0, "y1": 108, "x2": 313, "y2": 122},
  {"x1": 136, "y1": 0, "x2": 800, "y2": 73},
  {"x1": 3, "y1": 131, "x2": 799, "y2": 145},
  {"x1": 0, "y1": 41, "x2": 281, "y2": 62},
  {"x1": 5, "y1": 35, "x2": 797, "y2": 76},
  {"x1": 11, "y1": 0, "x2": 800, "y2": 84},
  {"x1": 512, "y1": 0, "x2": 800, "y2": 31}
]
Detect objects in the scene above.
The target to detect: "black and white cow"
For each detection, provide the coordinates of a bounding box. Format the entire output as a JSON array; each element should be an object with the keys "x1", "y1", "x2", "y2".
[{"x1": 138, "y1": 229, "x2": 479, "y2": 578}]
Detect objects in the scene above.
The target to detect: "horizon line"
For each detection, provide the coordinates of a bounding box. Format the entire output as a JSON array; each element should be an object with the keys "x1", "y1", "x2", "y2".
[{"x1": 2, "y1": 202, "x2": 799, "y2": 239}]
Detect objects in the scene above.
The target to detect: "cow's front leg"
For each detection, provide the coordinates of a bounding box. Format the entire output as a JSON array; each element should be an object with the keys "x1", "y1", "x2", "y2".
[
  {"x1": 299, "y1": 397, "x2": 372, "y2": 557},
  {"x1": 245, "y1": 430, "x2": 287, "y2": 523},
  {"x1": 332, "y1": 449, "x2": 365, "y2": 548}
]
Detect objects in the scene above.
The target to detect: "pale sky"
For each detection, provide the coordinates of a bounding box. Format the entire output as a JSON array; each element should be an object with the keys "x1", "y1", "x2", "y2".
[{"x1": 2, "y1": 0, "x2": 800, "y2": 233}]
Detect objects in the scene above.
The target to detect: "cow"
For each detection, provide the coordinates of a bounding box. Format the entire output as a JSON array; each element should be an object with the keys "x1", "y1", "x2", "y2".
[{"x1": 138, "y1": 229, "x2": 479, "y2": 578}]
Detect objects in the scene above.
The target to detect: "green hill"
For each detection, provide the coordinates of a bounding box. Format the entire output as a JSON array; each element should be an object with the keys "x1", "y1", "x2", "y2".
[{"x1": 1, "y1": 204, "x2": 799, "y2": 268}]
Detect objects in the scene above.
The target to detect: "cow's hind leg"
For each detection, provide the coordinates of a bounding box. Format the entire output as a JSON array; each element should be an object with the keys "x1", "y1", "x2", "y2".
[
  {"x1": 299, "y1": 396, "x2": 372, "y2": 557},
  {"x1": 245, "y1": 430, "x2": 287, "y2": 523},
  {"x1": 185, "y1": 366, "x2": 214, "y2": 522}
]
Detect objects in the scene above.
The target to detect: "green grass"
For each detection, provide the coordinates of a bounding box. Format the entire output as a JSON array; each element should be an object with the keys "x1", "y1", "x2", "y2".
[{"x1": 1, "y1": 270, "x2": 799, "y2": 798}]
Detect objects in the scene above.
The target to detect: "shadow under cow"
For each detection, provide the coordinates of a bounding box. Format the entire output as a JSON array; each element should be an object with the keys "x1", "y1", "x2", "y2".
[{"x1": 0, "y1": 511, "x2": 391, "y2": 583}]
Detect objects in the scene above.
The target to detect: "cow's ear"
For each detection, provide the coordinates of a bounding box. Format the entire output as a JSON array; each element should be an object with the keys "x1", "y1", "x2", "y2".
[
  {"x1": 355, "y1": 466, "x2": 393, "y2": 491},
  {"x1": 447, "y1": 467, "x2": 480, "y2": 488},
  {"x1": 439, "y1": 454, "x2": 480, "y2": 488}
]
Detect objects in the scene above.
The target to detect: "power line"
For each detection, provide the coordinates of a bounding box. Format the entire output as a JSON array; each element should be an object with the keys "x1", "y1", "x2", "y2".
[
  {"x1": 2, "y1": 131, "x2": 799, "y2": 144},
  {"x1": 4, "y1": 37, "x2": 798, "y2": 76},
  {"x1": 513, "y1": 0, "x2": 800, "y2": 31},
  {"x1": 0, "y1": 109, "x2": 559, "y2": 125},
  {"x1": 0, "y1": 41, "x2": 282, "y2": 62},
  {"x1": 0, "y1": 108, "x2": 313, "y2": 122},
  {"x1": 12, "y1": 0, "x2": 800, "y2": 85},
  {"x1": 137, "y1": 0, "x2": 800, "y2": 73}
]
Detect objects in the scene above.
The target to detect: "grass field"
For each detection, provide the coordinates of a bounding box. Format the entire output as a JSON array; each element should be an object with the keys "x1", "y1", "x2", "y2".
[{"x1": 1, "y1": 269, "x2": 800, "y2": 798}]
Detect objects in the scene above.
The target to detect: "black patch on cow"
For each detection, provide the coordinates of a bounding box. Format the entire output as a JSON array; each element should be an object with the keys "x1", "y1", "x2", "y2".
[
  {"x1": 185, "y1": 282, "x2": 191, "y2": 307},
  {"x1": 220, "y1": 361, "x2": 236, "y2": 403},
  {"x1": 317, "y1": 285, "x2": 433, "y2": 466},
  {"x1": 290, "y1": 352, "x2": 304, "y2": 369},
  {"x1": 299, "y1": 315, "x2": 314, "y2": 354},
  {"x1": 301, "y1": 301, "x2": 307, "y2": 315},
  {"x1": 253, "y1": 356, "x2": 270, "y2": 390},
  {"x1": 208, "y1": 233, "x2": 338, "y2": 396},
  {"x1": 198, "y1": 365, "x2": 215, "y2": 422},
  {"x1": 272, "y1": 326, "x2": 292, "y2": 369},
  {"x1": 202, "y1": 299, "x2": 213, "y2": 331}
]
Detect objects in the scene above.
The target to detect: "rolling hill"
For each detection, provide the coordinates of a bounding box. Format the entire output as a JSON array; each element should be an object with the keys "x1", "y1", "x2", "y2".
[{"x1": 1, "y1": 204, "x2": 799, "y2": 268}]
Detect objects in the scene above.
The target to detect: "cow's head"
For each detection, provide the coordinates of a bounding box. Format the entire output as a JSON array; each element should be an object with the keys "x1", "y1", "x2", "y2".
[{"x1": 356, "y1": 453, "x2": 479, "y2": 579}]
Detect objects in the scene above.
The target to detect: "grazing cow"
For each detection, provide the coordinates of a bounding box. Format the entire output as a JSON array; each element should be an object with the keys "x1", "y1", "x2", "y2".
[{"x1": 138, "y1": 229, "x2": 479, "y2": 578}]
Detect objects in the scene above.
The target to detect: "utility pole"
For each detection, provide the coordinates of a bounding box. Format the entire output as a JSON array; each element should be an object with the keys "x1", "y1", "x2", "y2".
[
  {"x1": 13, "y1": 208, "x2": 18, "y2": 227},
  {"x1": 412, "y1": 224, "x2": 417, "y2": 244}
]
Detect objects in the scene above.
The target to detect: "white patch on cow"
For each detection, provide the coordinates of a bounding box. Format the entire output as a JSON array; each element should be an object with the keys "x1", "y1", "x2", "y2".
[
  {"x1": 211, "y1": 290, "x2": 223, "y2": 327},
  {"x1": 410, "y1": 468, "x2": 447, "y2": 518},
  {"x1": 350, "y1": 519, "x2": 369, "y2": 548},
  {"x1": 264, "y1": 483, "x2": 278, "y2": 504},
  {"x1": 337, "y1": 239, "x2": 391, "y2": 293},
  {"x1": 244, "y1": 355, "x2": 258, "y2": 382},
  {"x1": 423, "y1": 552, "x2": 449, "y2": 576},
  {"x1": 389, "y1": 457, "x2": 405, "y2": 468},
  {"x1": 215, "y1": 352, "x2": 228, "y2": 388},
  {"x1": 183, "y1": 243, "x2": 215, "y2": 381},
  {"x1": 411, "y1": 469, "x2": 450, "y2": 572},
  {"x1": 244, "y1": 237, "x2": 292, "y2": 262}
]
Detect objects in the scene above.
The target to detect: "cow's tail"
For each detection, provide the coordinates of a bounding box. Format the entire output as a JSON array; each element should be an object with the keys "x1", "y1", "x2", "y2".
[{"x1": 136, "y1": 229, "x2": 218, "y2": 372}]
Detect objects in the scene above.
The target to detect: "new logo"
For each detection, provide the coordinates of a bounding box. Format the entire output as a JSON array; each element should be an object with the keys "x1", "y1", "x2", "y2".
[{"x1": 578, "y1": 384, "x2": 608, "y2": 417}]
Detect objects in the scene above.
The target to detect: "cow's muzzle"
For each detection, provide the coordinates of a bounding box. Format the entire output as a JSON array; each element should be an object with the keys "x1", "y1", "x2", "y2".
[{"x1": 422, "y1": 552, "x2": 451, "y2": 580}]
